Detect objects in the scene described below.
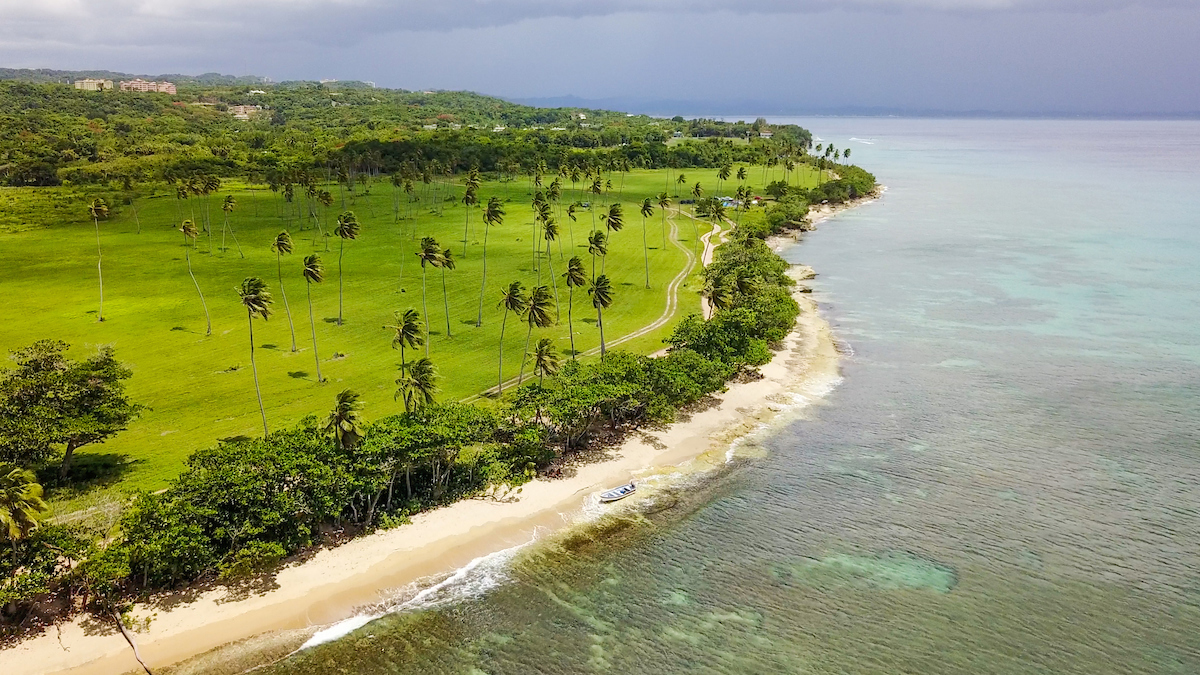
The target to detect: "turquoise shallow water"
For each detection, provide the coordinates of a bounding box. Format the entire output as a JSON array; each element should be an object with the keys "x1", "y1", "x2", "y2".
[{"x1": 242, "y1": 120, "x2": 1200, "y2": 674}]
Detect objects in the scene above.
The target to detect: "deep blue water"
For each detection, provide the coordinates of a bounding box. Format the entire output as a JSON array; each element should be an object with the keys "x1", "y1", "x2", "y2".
[{"x1": 245, "y1": 119, "x2": 1200, "y2": 674}]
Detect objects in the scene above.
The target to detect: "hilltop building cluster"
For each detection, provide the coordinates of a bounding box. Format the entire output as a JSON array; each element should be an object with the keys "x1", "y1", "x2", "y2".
[{"x1": 72, "y1": 78, "x2": 176, "y2": 94}]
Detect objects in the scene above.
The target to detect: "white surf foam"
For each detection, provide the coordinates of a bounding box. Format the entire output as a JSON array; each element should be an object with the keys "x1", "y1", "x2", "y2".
[{"x1": 298, "y1": 536, "x2": 535, "y2": 651}]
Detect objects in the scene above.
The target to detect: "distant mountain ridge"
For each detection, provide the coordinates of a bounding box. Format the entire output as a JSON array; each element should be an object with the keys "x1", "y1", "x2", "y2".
[{"x1": 0, "y1": 67, "x2": 270, "y2": 85}]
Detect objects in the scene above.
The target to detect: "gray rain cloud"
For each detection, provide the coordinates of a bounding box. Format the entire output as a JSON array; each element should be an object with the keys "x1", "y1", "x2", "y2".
[{"x1": 1, "y1": 0, "x2": 1197, "y2": 114}]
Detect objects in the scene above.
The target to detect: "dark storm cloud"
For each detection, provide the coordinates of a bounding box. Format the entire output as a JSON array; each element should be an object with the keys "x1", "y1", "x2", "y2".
[{"x1": 0, "y1": 0, "x2": 1192, "y2": 48}]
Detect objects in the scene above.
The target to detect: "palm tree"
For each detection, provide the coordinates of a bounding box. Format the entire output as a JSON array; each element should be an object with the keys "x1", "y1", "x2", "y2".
[
  {"x1": 265, "y1": 232, "x2": 297, "y2": 352},
  {"x1": 532, "y1": 338, "x2": 560, "y2": 386},
  {"x1": 589, "y1": 274, "x2": 614, "y2": 357},
  {"x1": 518, "y1": 285, "x2": 554, "y2": 386},
  {"x1": 237, "y1": 277, "x2": 273, "y2": 436},
  {"x1": 496, "y1": 281, "x2": 527, "y2": 393},
  {"x1": 0, "y1": 464, "x2": 49, "y2": 563},
  {"x1": 415, "y1": 237, "x2": 442, "y2": 354},
  {"x1": 704, "y1": 277, "x2": 734, "y2": 314},
  {"x1": 395, "y1": 357, "x2": 438, "y2": 413},
  {"x1": 599, "y1": 202, "x2": 623, "y2": 274},
  {"x1": 639, "y1": 198, "x2": 654, "y2": 288},
  {"x1": 717, "y1": 164, "x2": 731, "y2": 195},
  {"x1": 737, "y1": 166, "x2": 747, "y2": 184},
  {"x1": 477, "y1": 197, "x2": 505, "y2": 327},
  {"x1": 221, "y1": 195, "x2": 244, "y2": 258},
  {"x1": 563, "y1": 257, "x2": 586, "y2": 360},
  {"x1": 439, "y1": 247, "x2": 456, "y2": 338},
  {"x1": 385, "y1": 308, "x2": 424, "y2": 372},
  {"x1": 587, "y1": 231, "x2": 607, "y2": 282},
  {"x1": 88, "y1": 198, "x2": 108, "y2": 322},
  {"x1": 690, "y1": 182, "x2": 705, "y2": 254},
  {"x1": 542, "y1": 218, "x2": 562, "y2": 318},
  {"x1": 589, "y1": 177, "x2": 603, "y2": 231},
  {"x1": 324, "y1": 389, "x2": 363, "y2": 450},
  {"x1": 461, "y1": 186, "x2": 478, "y2": 257},
  {"x1": 566, "y1": 202, "x2": 578, "y2": 250},
  {"x1": 179, "y1": 220, "x2": 212, "y2": 335},
  {"x1": 303, "y1": 254, "x2": 326, "y2": 383},
  {"x1": 334, "y1": 211, "x2": 360, "y2": 326},
  {"x1": 657, "y1": 192, "x2": 672, "y2": 249},
  {"x1": 675, "y1": 173, "x2": 686, "y2": 197}
]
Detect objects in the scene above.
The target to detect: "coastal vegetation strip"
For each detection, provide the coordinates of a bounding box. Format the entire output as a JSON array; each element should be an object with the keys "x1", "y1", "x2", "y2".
[{"x1": 0, "y1": 79, "x2": 876, "y2": 647}]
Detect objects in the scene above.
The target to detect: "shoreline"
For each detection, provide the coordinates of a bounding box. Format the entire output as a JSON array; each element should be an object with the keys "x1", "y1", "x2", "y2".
[{"x1": 4, "y1": 194, "x2": 875, "y2": 675}]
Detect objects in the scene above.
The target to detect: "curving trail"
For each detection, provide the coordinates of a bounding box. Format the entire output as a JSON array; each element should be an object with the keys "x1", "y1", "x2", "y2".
[{"x1": 467, "y1": 210, "x2": 699, "y2": 401}]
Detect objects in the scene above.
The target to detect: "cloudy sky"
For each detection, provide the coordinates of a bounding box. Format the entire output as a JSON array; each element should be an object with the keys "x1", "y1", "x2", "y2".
[{"x1": 2, "y1": 0, "x2": 1198, "y2": 114}]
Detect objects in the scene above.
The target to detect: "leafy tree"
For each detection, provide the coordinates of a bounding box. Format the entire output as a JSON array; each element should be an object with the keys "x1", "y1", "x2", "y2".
[
  {"x1": 272, "y1": 231, "x2": 298, "y2": 352},
  {"x1": 385, "y1": 308, "x2": 424, "y2": 372},
  {"x1": 532, "y1": 338, "x2": 560, "y2": 386},
  {"x1": 518, "y1": 286, "x2": 554, "y2": 386},
  {"x1": 563, "y1": 256, "x2": 586, "y2": 360},
  {"x1": 88, "y1": 198, "x2": 108, "y2": 322},
  {"x1": 302, "y1": 254, "x2": 326, "y2": 383},
  {"x1": 334, "y1": 211, "x2": 360, "y2": 326},
  {"x1": 395, "y1": 358, "x2": 439, "y2": 413},
  {"x1": 589, "y1": 274, "x2": 614, "y2": 357},
  {"x1": 181, "y1": 220, "x2": 211, "y2": 335},
  {"x1": 496, "y1": 281, "x2": 527, "y2": 393},
  {"x1": 477, "y1": 197, "x2": 504, "y2": 327},
  {"x1": 237, "y1": 277, "x2": 273, "y2": 437},
  {"x1": 0, "y1": 340, "x2": 141, "y2": 479},
  {"x1": 325, "y1": 389, "x2": 364, "y2": 451},
  {"x1": 0, "y1": 464, "x2": 49, "y2": 562}
]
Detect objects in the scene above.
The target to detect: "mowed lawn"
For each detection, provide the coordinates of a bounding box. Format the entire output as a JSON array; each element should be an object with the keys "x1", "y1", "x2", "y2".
[{"x1": 5, "y1": 167, "x2": 825, "y2": 501}]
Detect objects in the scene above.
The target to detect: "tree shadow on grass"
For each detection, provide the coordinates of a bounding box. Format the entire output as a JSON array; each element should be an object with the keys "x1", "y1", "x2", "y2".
[
  {"x1": 38, "y1": 453, "x2": 137, "y2": 499},
  {"x1": 288, "y1": 371, "x2": 309, "y2": 379}
]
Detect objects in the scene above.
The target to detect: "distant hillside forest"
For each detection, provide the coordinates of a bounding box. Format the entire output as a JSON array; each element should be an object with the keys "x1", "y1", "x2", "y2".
[{"x1": 0, "y1": 79, "x2": 812, "y2": 188}]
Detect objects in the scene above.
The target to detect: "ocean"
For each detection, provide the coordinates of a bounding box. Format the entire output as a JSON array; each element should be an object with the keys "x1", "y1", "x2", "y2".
[{"x1": 232, "y1": 119, "x2": 1200, "y2": 674}]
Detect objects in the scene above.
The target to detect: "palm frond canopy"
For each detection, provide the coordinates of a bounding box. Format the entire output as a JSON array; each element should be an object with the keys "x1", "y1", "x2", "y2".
[
  {"x1": 303, "y1": 254, "x2": 325, "y2": 283},
  {"x1": 526, "y1": 285, "x2": 555, "y2": 328},
  {"x1": 238, "y1": 277, "x2": 273, "y2": 319},
  {"x1": 564, "y1": 257, "x2": 587, "y2": 288},
  {"x1": 0, "y1": 464, "x2": 49, "y2": 542},
  {"x1": 600, "y1": 202, "x2": 624, "y2": 232},
  {"x1": 640, "y1": 198, "x2": 654, "y2": 218},
  {"x1": 324, "y1": 389, "x2": 364, "y2": 449},
  {"x1": 386, "y1": 309, "x2": 425, "y2": 350},
  {"x1": 88, "y1": 198, "x2": 108, "y2": 219},
  {"x1": 533, "y1": 338, "x2": 561, "y2": 379},
  {"x1": 335, "y1": 212, "x2": 360, "y2": 240},
  {"x1": 272, "y1": 230, "x2": 293, "y2": 255},
  {"x1": 498, "y1": 281, "x2": 528, "y2": 313},
  {"x1": 589, "y1": 275, "x2": 614, "y2": 309}
]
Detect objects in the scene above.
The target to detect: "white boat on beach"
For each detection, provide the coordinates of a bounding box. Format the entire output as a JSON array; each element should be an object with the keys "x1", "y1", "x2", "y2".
[{"x1": 599, "y1": 482, "x2": 636, "y2": 503}]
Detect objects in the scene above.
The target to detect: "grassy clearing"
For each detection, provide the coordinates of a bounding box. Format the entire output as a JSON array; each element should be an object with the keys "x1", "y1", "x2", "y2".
[{"x1": 1, "y1": 166, "x2": 820, "y2": 506}]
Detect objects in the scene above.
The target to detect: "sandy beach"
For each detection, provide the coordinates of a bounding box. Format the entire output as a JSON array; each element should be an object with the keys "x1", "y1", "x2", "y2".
[{"x1": 3, "y1": 197, "x2": 874, "y2": 675}]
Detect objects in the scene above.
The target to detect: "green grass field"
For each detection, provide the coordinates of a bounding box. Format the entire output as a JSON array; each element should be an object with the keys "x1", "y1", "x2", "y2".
[{"x1": 0, "y1": 166, "x2": 819, "y2": 508}]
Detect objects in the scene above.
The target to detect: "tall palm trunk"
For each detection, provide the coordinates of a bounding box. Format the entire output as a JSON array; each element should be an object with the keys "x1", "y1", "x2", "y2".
[
  {"x1": 642, "y1": 215, "x2": 650, "y2": 288},
  {"x1": 661, "y1": 210, "x2": 667, "y2": 249},
  {"x1": 248, "y1": 311, "x2": 268, "y2": 436},
  {"x1": 497, "y1": 308, "x2": 509, "y2": 392},
  {"x1": 187, "y1": 249, "x2": 211, "y2": 335},
  {"x1": 337, "y1": 238, "x2": 345, "y2": 326},
  {"x1": 567, "y1": 287, "x2": 576, "y2": 360},
  {"x1": 517, "y1": 321, "x2": 533, "y2": 386},
  {"x1": 476, "y1": 226, "x2": 489, "y2": 327},
  {"x1": 307, "y1": 282, "x2": 323, "y2": 382},
  {"x1": 462, "y1": 207, "x2": 470, "y2": 257},
  {"x1": 277, "y1": 253, "x2": 297, "y2": 351},
  {"x1": 546, "y1": 255, "x2": 560, "y2": 322},
  {"x1": 440, "y1": 266, "x2": 452, "y2": 338},
  {"x1": 597, "y1": 305, "x2": 606, "y2": 356},
  {"x1": 421, "y1": 265, "x2": 431, "y2": 356},
  {"x1": 93, "y1": 215, "x2": 104, "y2": 321}
]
